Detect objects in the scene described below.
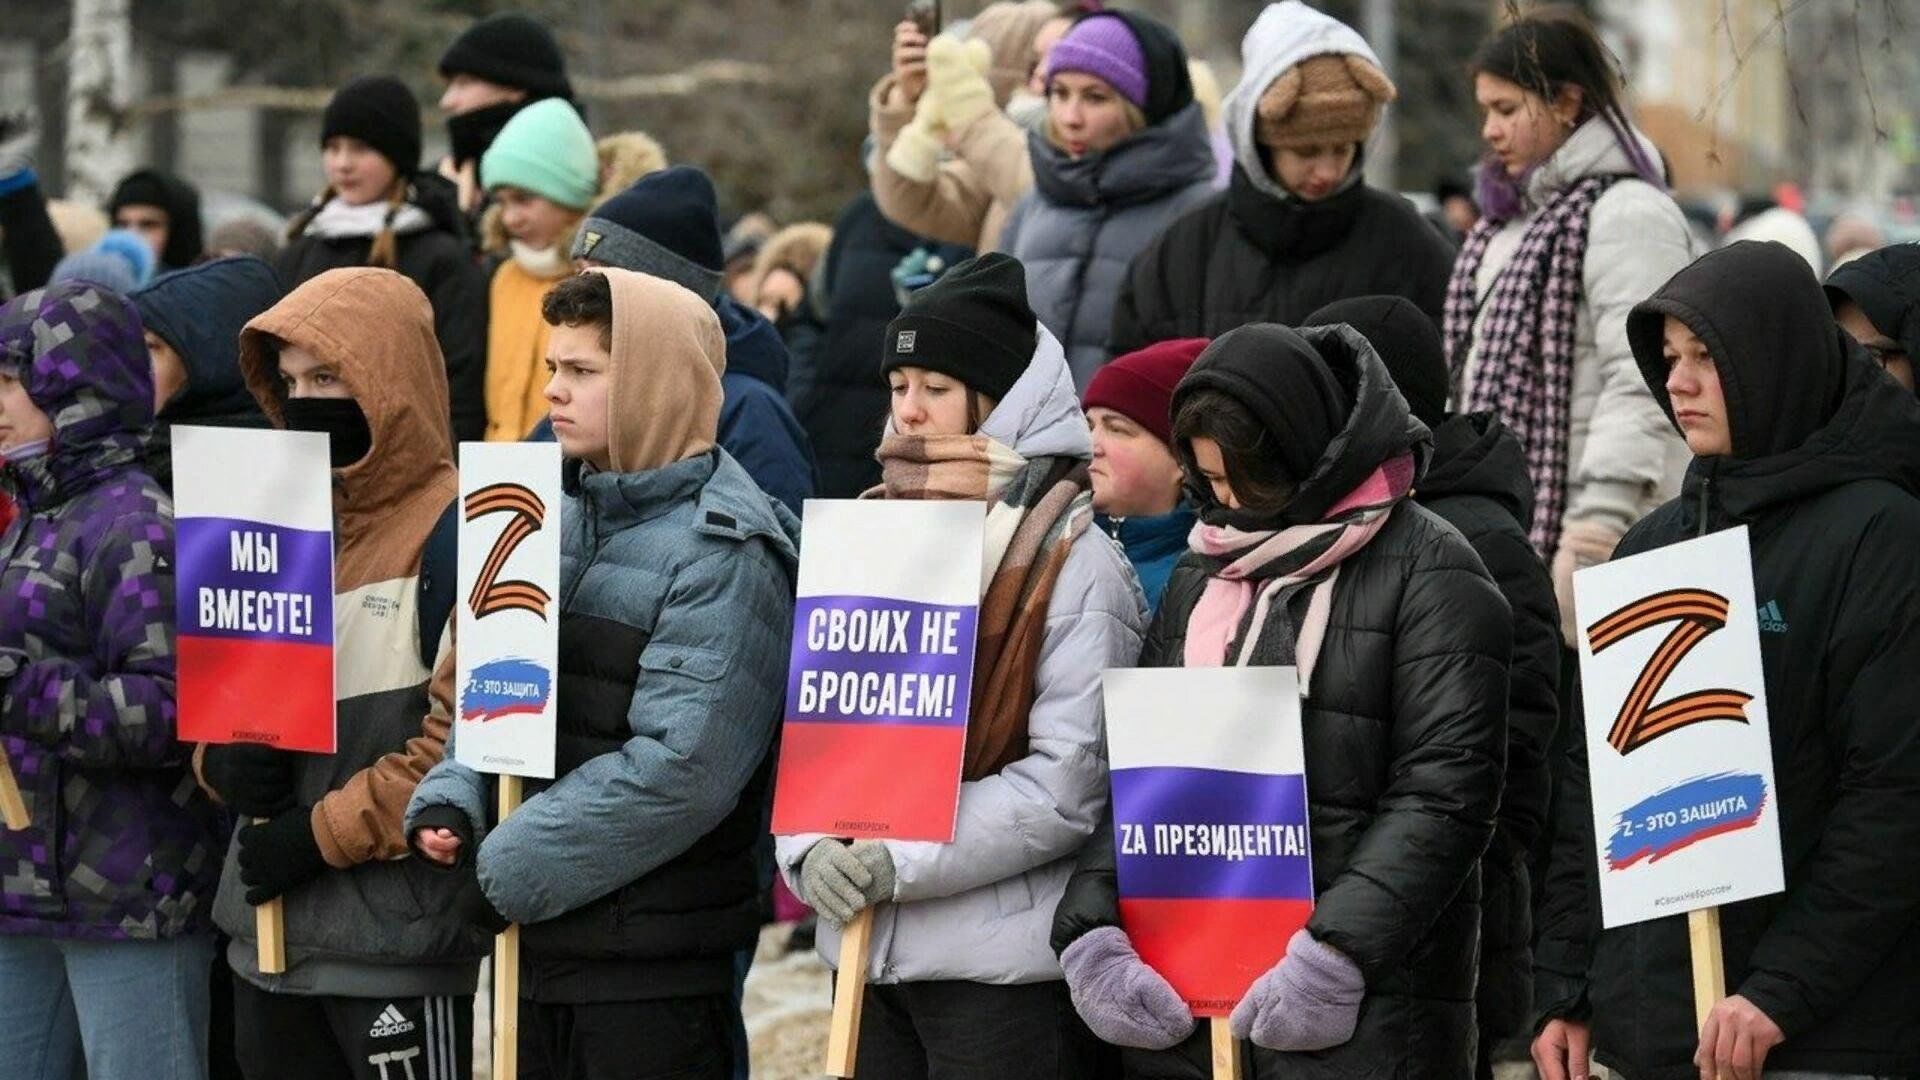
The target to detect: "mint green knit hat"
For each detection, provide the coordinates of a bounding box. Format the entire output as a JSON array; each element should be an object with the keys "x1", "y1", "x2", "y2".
[{"x1": 480, "y1": 98, "x2": 598, "y2": 209}]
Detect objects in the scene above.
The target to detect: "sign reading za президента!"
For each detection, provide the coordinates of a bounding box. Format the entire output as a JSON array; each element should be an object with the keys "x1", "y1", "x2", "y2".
[
  {"x1": 454, "y1": 442, "x2": 562, "y2": 779},
  {"x1": 1103, "y1": 665, "x2": 1313, "y2": 1017},
  {"x1": 173, "y1": 426, "x2": 336, "y2": 753},
  {"x1": 1572, "y1": 525, "x2": 1784, "y2": 929},
  {"x1": 770, "y1": 499, "x2": 986, "y2": 843}
]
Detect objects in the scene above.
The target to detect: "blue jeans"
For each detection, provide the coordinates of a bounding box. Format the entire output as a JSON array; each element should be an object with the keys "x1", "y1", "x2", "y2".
[{"x1": 0, "y1": 932, "x2": 216, "y2": 1080}]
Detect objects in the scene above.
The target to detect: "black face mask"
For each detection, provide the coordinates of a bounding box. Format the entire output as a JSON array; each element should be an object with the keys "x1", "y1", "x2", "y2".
[
  {"x1": 446, "y1": 101, "x2": 524, "y2": 168},
  {"x1": 282, "y1": 398, "x2": 373, "y2": 469}
]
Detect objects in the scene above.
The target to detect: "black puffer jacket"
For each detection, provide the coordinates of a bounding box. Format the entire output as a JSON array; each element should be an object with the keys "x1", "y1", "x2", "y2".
[
  {"x1": 791, "y1": 192, "x2": 970, "y2": 498},
  {"x1": 1536, "y1": 241, "x2": 1920, "y2": 1080},
  {"x1": 1109, "y1": 166, "x2": 1456, "y2": 358},
  {"x1": 1052, "y1": 324, "x2": 1509, "y2": 1080},
  {"x1": 1421, "y1": 411, "x2": 1560, "y2": 1044},
  {"x1": 276, "y1": 173, "x2": 488, "y2": 443}
]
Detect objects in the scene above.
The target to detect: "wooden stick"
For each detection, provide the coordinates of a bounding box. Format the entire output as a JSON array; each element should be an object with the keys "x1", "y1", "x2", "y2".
[
  {"x1": 1210, "y1": 1018, "x2": 1243, "y2": 1080},
  {"x1": 1690, "y1": 905, "x2": 1729, "y2": 1080},
  {"x1": 0, "y1": 749, "x2": 27, "y2": 830},
  {"x1": 255, "y1": 817, "x2": 287, "y2": 974},
  {"x1": 493, "y1": 775, "x2": 524, "y2": 1080},
  {"x1": 824, "y1": 908, "x2": 875, "y2": 1078},
  {"x1": 1688, "y1": 906, "x2": 1726, "y2": 1030}
]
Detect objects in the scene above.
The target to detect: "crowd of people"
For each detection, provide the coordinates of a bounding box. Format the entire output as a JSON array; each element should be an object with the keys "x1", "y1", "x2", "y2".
[{"x1": 1, "y1": 3, "x2": 1917, "y2": 1080}]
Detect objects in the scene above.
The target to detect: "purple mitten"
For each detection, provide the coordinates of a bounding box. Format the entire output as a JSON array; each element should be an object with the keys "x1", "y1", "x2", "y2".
[
  {"x1": 1228, "y1": 929, "x2": 1366, "y2": 1052},
  {"x1": 1060, "y1": 926, "x2": 1196, "y2": 1050}
]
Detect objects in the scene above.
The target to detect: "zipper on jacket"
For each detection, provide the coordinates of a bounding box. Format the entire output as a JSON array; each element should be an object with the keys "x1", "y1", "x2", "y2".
[
  {"x1": 560, "y1": 489, "x2": 600, "y2": 610},
  {"x1": 1695, "y1": 461, "x2": 1717, "y2": 539}
]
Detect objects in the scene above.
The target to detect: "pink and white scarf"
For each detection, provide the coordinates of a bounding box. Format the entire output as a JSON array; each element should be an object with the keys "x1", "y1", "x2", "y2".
[{"x1": 1183, "y1": 453, "x2": 1416, "y2": 695}]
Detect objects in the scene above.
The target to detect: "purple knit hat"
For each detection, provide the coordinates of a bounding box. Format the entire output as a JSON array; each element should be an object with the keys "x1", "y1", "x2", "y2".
[{"x1": 1045, "y1": 13, "x2": 1149, "y2": 110}]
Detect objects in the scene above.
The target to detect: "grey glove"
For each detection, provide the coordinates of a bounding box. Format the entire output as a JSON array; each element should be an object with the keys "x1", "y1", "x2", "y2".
[
  {"x1": 1060, "y1": 926, "x2": 1196, "y2": 1050},
  {"x1": 798, "y1": 839, "x2": 896, "y2": 928},
  {"x1": 1229, "y1": 928, "x2": 1366, "y2": 1052}
]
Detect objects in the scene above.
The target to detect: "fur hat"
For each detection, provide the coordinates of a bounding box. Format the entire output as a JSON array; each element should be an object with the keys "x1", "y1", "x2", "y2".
[{"x1": 1256, "y1": 52, "x2": 1395, "y2": 149}]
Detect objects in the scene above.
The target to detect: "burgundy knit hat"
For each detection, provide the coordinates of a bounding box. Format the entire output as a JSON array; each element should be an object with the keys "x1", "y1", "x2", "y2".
[{"x1": 1083, "y1": 337, "x2": 1210, "y2": 446}]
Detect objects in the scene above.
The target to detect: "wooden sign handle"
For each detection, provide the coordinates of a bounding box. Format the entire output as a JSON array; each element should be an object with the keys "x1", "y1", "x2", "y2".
[
  {"x1": 255, "y1": 816, "x2": 287, "y2": 974},
  {"x1": 493, "y1": 775, "x2": 524, "y2": 1080},
  {"x1": 0, "y1": 749, "x2": 28, "y2": 830},
  {"x1": 1688, "y1": 906, "x2": 1726, "y2": 1029},
  {"x1": 825, "y1": 907, "x2": 876, "y2": 1077},
  {"x1": 1210, "y1": 1018, "x2": 1243, "y2": 1080},
  {"x1": 1690, "y1": 906, "x2": 1730, "y2": 1080}
]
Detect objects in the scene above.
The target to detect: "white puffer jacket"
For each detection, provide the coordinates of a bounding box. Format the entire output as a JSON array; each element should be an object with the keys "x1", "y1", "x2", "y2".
[
  {"x1": 1458, "y1": 119, "x2": 1695, "y2": 542},
  {"x1": 776, "y1": 327, "x2": 1147, "y2": 986}
]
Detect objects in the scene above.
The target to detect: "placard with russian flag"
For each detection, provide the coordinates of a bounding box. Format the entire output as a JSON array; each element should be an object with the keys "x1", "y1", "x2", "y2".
[
  {"x1": 771, "y1": 499, "x2": 985, "y2": 842},
  {"x1": 173, "y1": 426, "x2": 336, "y2": 752},
  {"x1": 1573, "y1": 526, "x2": 1783, "y2": 928},
  {"x1": 454, "y1": 442, "x2": 562, "y2": 779},
  {"x1": 1103, "y1": 666, "x2": 1313, "y2": 1017}
]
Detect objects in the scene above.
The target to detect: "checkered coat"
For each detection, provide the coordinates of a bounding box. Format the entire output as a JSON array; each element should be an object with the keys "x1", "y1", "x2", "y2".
[{"x1": 0, "y1": 282, "x2": 223, "y2": 940}]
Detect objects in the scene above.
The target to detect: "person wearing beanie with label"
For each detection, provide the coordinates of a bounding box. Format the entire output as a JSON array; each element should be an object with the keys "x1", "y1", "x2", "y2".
[
  {"x1": 1308, "y1": 295, "x2": 1560, "y2": 1080},
  {"x1": 1108, "y1": 2, "x2": 1456, "y2": 360},
  {"x1": 437, "y1": 11, "x2": 577, "y2": 218},
  {"x1": 478, "y1": 98, "x2": 600, "y2": 441},
  {"x1": 871, "y1": 0, "x2": 1058, "y2": 254},
  {"x1": 0, "y1": 281, "x2": 225, "y2": 1080},
  {"x1": 1083, "y1": 337, "x2": 1205, "y2": 612},
  {"x1": 998, "y1": 8, "x2": 1217, "y2": 390},
  {"x1": 774, "y1": 253, "x2": 1144, "y2": 1079},
  {"x1": 279, "y1": 75, "x2": 489, "y2": 444},
  {"x1": 567, "y1": 166, "x2": 817, "y2": 515},
  {"x1": 199, "y1": 268, "x2": 482, "y2": 1080},
  {"x1": 1052, "y1": 320, "x2": 1507, "y2": 1080}
]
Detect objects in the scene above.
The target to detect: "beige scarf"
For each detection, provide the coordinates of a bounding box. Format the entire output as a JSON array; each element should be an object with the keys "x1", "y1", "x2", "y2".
[{"x1": 874, "y1": 432, "x2": 1092, "y2": 779}]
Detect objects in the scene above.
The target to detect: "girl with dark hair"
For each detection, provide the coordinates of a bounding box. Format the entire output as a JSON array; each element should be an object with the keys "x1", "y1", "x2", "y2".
[
  {"x1": 278, "y1": 76, "x2": 489, "y2": 443},
  {"x1": 1051, "y1": 322, "x2": 1509, "y2": 1079},
  {"x1": 1443, "y1": 5, "x2": 1694, "y2": 645}
]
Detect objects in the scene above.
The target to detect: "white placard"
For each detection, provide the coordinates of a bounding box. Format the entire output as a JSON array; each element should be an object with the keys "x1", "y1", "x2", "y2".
[
  {"x1": 453, "y1": 442, "x2": 562, "y2": 778},
  {"x1": 1572, "y1": 526, "x2": 1784, "y2": 928}
]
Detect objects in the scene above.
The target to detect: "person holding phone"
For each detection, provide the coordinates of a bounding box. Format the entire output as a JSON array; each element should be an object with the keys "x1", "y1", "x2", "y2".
[{"x1": 869, "y1": 0, "x2": 1059, "y2": 252}]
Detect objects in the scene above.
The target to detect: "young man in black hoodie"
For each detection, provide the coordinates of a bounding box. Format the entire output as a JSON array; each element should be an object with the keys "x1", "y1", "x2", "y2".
[
  {"x1": 1825, "y1": 243, "x2": 1919, "y2": 392},
  {"x1": 109, "y1": 167, "x2": 205, "y2": 272},
  {"x1": 1307, "y1": 295, "x2": 1559, "y2": 1080},
  {"x1": 1533, "y1": 240, "x2": 1920, "y2": 1080}
]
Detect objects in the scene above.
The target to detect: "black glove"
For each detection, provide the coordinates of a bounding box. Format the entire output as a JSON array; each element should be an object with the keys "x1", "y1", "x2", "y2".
[
  {"x1": 237, "y1": 808, "x2": 329, "y2": 905},
  {"x1": 408, "y1": 803, "x2": 475, "y2": 869},
  {"x1": 202, "y1": 743, "x2": 298, "y2": 818},
  {"x1": 456, "y1": 872, "x2": 512, "y2": 936}
]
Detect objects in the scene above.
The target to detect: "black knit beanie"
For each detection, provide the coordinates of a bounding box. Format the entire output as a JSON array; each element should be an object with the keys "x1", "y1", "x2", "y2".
[
  {"x1": 883, "y1": 253, "x2": 1037, "y2": 404},
  {"x1": 322, "y1": 76, "x2": 423, "y2": 175},
  {"x1": 571, "y1": 166, "x2": 727, "y2": 301},
  {"x1": 1305, "y1": 295, "x2": 1448, "y2": 429},
  {"x1": 439, "y1": 12, "x2": 574, "y2": 101}
]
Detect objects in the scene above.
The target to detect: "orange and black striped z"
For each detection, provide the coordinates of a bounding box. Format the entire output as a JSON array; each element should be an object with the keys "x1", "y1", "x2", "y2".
[
  {"x1": 1585, "y1": 588, "x2": 1753, "y2": 755},
  {"x1": 464, "y1": 482, "x2": 552, "y2": 621}
]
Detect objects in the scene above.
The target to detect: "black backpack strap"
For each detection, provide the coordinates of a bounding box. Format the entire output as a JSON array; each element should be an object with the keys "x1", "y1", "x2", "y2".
[{"x1": 417, "y1": 498, "x2": 461, "y2": 669}]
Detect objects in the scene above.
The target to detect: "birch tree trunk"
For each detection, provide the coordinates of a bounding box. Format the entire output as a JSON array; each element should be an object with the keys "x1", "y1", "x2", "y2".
[{"x1": 64, "y1": 0, "x2": 132, "y2": 205}]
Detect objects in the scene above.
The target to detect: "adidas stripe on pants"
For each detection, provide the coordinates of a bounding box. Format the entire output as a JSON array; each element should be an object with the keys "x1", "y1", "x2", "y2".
[{"x1": 232, "y1": 980, "x2": 473, "y2": 1080}]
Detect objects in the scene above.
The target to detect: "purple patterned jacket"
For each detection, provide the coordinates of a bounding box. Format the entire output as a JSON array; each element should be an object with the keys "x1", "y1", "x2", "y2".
[{"x1": 0, "y1": 281, "x2": 222, "y2": 940}]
